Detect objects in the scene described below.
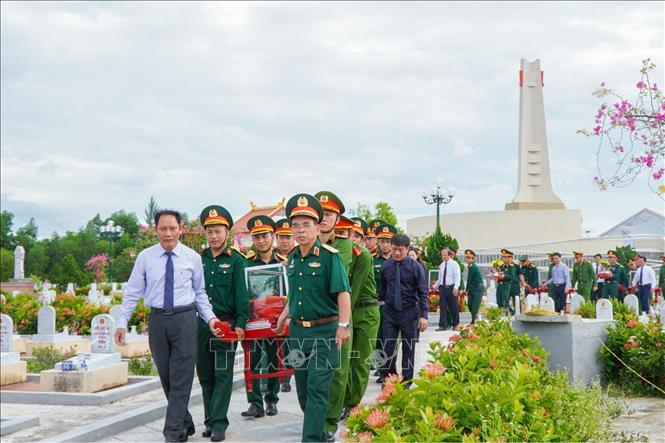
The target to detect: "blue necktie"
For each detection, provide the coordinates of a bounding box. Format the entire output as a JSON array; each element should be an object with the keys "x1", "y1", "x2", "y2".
[
  {"x1": 443, "y1": 261, "x2": 448, "y2": 286},
  {"x1": 394, "y1": 262, "x2": 402, "y2": 311},
  {"x1": 639, "y1": 268, "x2": 643, "y2": 286},
  {"x1": 164, "y1": 251, "x2": 174, "y2": 311}
]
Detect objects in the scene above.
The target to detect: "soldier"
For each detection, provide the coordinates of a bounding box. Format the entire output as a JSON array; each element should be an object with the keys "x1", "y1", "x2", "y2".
[
  {"x1": 373, "y1": 223, "x2": 396, "y2": 383},
  {"x1": 493, "y1": 249, "x2": 518, "y2": 313},
  {"x1": 603, "y1": 250, "x2": 629, "y2": 300},
  {"x1": 659, "y1": 256, "x2": 665, "y2": 295},
  {"x1": 591, "y1": 253, "x2": 605, "y2": 302},
  {"x1": 519, "y1": 255, "x2": 539, "y2": 291},
  {"x1": 571, "y1": 251, "x2": 595, "y2": 301},
  {"x1": 547, "y1": 252, "x2": 555, "y2": 298},
  {"x1": 315, "y1": 191, "x2": 353, "y2": 271},
  {"x1": 363, "y1": 220, "x2": 379, "y2": 255},
  {"x1": 274, "y1": 217, "x2": 295, "y2": 393},
  {"x1": 342, "y1": 217, "x2": 380, "y2": 419},
  {"x1": 464, "y1": 249, "x2": 484, "y2": 324},
  {"x1": 197, "y1": 205, "x2": 250, "y2": 442},
  {"x1": 241, "y1": 216, "x2": 288, "y2": 419},
  {"x1": 273, "y1": 194, "x2": 351, "y2": 443},
  {"x1": 275, "y1": 218, "x2": 296, "y2": 257}
]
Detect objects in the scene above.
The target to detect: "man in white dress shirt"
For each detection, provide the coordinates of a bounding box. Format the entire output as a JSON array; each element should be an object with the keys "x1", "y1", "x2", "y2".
[
  {"x1": 432, "y1": 247, "x2": 461, "y2": 331},
  {"x1": 115, "y1": 210, "x2": 220, "y2": 443},
  {"x1": 632, "y1": 255, "x2": 655, "y2": 315}
]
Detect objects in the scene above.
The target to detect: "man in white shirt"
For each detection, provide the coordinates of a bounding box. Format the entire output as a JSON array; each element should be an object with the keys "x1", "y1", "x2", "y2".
[
  {"x1": 432, "y1": 247, "x2": 461, "y2": 331},
  {"x1": 591, "y1": 253, "x2": 605, "y2": 302},
  {"x1": 632, "y1": 255, "x2": 655, "y2": 314}
]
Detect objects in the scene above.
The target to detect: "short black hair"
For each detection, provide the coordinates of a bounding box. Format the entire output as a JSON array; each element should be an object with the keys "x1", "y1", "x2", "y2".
[
  {"x1": 154, "y1": 209, "x2": 183, "y2": 226},
  {"x1": 594, "y1": 253, "x2": 602, "y2": 258},
  {"x1": 390, "y1": 234, "x2": 410, "y2": 247}
]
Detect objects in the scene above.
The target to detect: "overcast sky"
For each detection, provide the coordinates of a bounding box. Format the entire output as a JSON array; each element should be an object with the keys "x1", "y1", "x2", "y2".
[{"x1": 1, "y1": 1, "x2": 663, "y2": 238}]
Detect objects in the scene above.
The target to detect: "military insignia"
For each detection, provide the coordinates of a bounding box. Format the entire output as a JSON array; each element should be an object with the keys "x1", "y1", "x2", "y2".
[
  {"x1": 220, "y1": 263, "x2": 231, "y2": 268},
  {"x1": 320, "y1": 195, "x2": 329, "y2": 203},
  {"x1": 297, "y1": 196, "x2": 308, "y2": 207},
  {"x1": 352, "y1": 245, "x2": 362, "y2": 256},
  {"x1": 382, "y1": 227, "x2": 389, "y2": 233},
  {"x1": 282, "y1": 222, "x2": 289, "y2": 228},
  {"x1": 321, "y1": 244, "x2": 337, "y2": 254},
  {"x1": 313, "y1": 246, "x2": 320, "y2": 256},
  {"x1": 309, "y1": 262, "x2": 321, "y2": 268},
  {"x1": 255, "y1": 219, "x2": 263, "y2": 227},
  {"x1": 209, "y1": 208, "x2": 218, "y2": 217},
  {"x1": 354, "y1": 220, "x2": 361, "y2": 227}
]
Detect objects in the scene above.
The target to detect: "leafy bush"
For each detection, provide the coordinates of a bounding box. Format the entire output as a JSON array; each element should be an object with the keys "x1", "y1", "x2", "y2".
[
  {"x1": 574, "y1": 298, "x2": 634, "y2": 321},
  {"x1": 345, "y1": 317, "x2": 613, "y2": 442},
  {"x1": 427, "y1": 293, "x2": 439, "y2": 312},
  {"x1": 0, "y1": 293, "x2": 40, "y2": 334},
  {"x1": 128, "y1": 357, "x2": 157, "y2": 376},
  {"x1": 599, "y1": 316, "x2": 665, "y2": 397},
  {"x1": 27, "y1": 345, "x2": 77, "y2": 373}
]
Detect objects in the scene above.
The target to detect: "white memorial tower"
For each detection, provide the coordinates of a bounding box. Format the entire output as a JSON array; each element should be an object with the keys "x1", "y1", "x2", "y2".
[{"x1": 506, "y1": 58, "x2": 565, "y2": 210}]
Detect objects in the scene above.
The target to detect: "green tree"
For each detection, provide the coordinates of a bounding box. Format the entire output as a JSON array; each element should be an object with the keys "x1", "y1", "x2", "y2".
[
  {"x1": 0, "y1": 247, "x2": 14, "y2": 281},
  {"x1": 616, "y1": 245, "x2": 638, "y2": 268},
  {"x1": 351, "y1": 203, "x2": 373, "y2": 222},
  {"x1": 351, "y1": 201, "x2": 401, "y2": 232},
  {"x1": 0, "y1": 210, "x2": 14, "y2": 249},
  {"x1": 50, "y1": 253, "x2": 89, "y2": 286},
  {"x1": 109, "y1": 210, "x2": 140, "y2": 237},
  {"x1": 25, "y1": 243, "x2": 48, "y2": 277},
  {"x1": 14, "y1": 217, "x2": 38, "y2": 251},
  {"x1": 144, "y1": 196, "x2": 159, "y2": 226}
]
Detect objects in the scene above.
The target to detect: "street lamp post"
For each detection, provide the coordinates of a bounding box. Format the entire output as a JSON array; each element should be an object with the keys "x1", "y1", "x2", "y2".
[
  {"x1": 422, "y1": 184, "x2": 455, "y2": 232},
  {"x1": 99, "y1": 220, "x2": 123, "y2": 283}
]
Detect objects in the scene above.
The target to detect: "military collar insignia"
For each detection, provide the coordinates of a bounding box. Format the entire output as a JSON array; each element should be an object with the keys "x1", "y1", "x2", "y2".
[{"x1": 313, "y1": 246, "x2": 320, "y2": 256}]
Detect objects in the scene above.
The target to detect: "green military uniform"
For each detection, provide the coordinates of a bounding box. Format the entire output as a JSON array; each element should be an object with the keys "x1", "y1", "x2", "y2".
[
  {"x1": 496, "y1": 249, "x2": 518, "y2": 311},
  {"x1": 547, "y1": 253, "x2": 555, "y2": 298},
  {"x1": 196, "y1": 205, "x2": 249, "y2": 436},
  {"x1": 571, "y1": 252, "x2": 595, "y2": 300},
  {"x1": 603, "y1": 251, "x2": 629, "y2": 300},
  {"x1": 343, "y1": 219, "x2": 380, "y2": 411},
  {"x1": 372, "y1": 223, "x2": 396, "y2": 380},
  {"x1": 285, "y1": 194, "x2": 351, "y2": 443},
  {"x1": 464, "y1": 250, "x2": 484, "y2": 323},
  {"x1": 659, "y1": 257, "x2": 665, "y2": 290},
  {"x1": 519, "y1": 255, "x2": 540, "y2": 289},
  {"x1": 243, "y1": 215, "x2": 288, "y2": 416}
]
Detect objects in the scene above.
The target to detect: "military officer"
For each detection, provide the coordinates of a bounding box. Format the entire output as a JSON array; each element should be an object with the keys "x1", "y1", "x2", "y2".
[
  {"x1": 603, "y1": 250, "x2": 629, "y2": 300},
  {"x1": 342, "y1": 217, "x2": 380, "y2": 419},
  {"x1": 315, "y1": 191, "x2": 353, "y2": 272},
  {"x1": 519, "y1": 255, "x2": 540, "y2": 291},
  {"x1": 373, "y1": 223, "x2": 396, "y2": 382},
  {"x1": 363, "y1": 219, "x2": 379, "y2": 255},
  {"x1": 197, "y1": 205, "x2": 250, "y2": 442},
  {"x1": 273, "y1": 194, "x2": 351, "y2": 443},
  {"x1": 493, "y1": 249, "x2": 518, "y2": 313},
  {"x1": 464, "y1": 250, "x2": 484, "y2": 324},
  {"x1": 275, "y1": 218, "x2": 296, "y2": 258},
  {"x1": 571, "y1": 251, "x2": 595, "y2": 300},
  {"x1": 659, "y1": 255, "x2": 665, "y2": 293},
  {"x1": 241, "y1": 216, "x2": 288, "y2": 419},
  {"x1": 546, "y1": 252, "x2": 555, "y2": 298}
]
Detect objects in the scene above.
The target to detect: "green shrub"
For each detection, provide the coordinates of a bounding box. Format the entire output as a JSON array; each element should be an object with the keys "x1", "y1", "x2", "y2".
[
  {"x1": 27, "y1": 345, "x2": 77, "y2": 373},
  {"x1": 599, "y1": 316, "x2": 665, "y2": 397},
  {"x1": 345, "y1": 318, "x2": 613, "y2": 442},
  {"x1": 128, "y1": 357, "x2": 157, "y2": 376},
  {"x1": 0, "y1": 293, "x2": 40, "y2": 334},
  {"x1": 574, "y1": 298, "x2": 635, "y2": 321}
]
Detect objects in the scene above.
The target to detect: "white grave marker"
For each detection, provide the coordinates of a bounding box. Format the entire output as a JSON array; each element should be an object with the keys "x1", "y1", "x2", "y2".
[
  {"x1": 524, "y1": 294, "x2": 538, "y2": 311},
  {"x1": 0, "y1": 314, "x2": 14, "y2": 353},
  {"x1": 570, "y1": 294, "x2": 583, "y2": 314},
  {"x1": 540, "y1": 296, "x2": 555, "y2": 311},
  {"x1": 37, "y1": 306, "x2": 56, "y2": 335},
  {"x1": 596, "y1": 299, "x2": 613, "y2": 320},
  {"x1": 624, "y1": 294, "x2": 639, "y2": 314},
  {"x1": 66, "y1": 283, "x2": 75, "y2": 294},
  {"x1": 90, "y1": 314, "x2": 115, "y2": 353}
]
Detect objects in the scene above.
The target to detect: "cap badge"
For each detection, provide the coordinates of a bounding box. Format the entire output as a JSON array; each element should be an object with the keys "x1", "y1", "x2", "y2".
[
  {"x1": 209, "y1": 208, "x2": 218, "y2": 217},
  {"x1": 297, "y1": 196, "x2": 308, "y2": 207}
]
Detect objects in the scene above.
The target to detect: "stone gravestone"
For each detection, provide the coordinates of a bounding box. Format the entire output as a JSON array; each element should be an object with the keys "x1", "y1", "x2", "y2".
[
  {"x1": 486, "y1": 286, "x2": 497, "y2": 307},
  {"x1": 90, "y1": 314, "x2": 115, "y2": 353},
  {"x1": 37, "y1": 306, "x2": 56, "y2": 336},
  {"x1": 107, "y1": 305, "x2": 150, "y2": 357},
  {"x1": 596, "y1": 299, "x2": 613, "y2": 320},
  {"x1": 540, "y1": 296, "x2": 555, "y2": 311},
  {"x1": 624, "y1": 294, "x2": 639, "y2": 314},
  {"x1": 66, "y1": 283, "x2": 75, "y2": 294},
  {"x1": 524, "y1": 294, "x2": 538, "y2": 311},
  {"x1": 570, "y1": 294, "x2": 583, "y2": 314},
  {"x1": 13, "y1": 245, "x2": 25, "y2": 280},
  {"x1": 87, "y1": 283, "x2": 100, "y2": 305},
  {"x1": 1, "y1": 313, "x2": 13, "y2": 353}
]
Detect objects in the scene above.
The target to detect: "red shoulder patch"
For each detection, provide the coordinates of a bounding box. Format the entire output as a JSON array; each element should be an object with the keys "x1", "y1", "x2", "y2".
[{"x1": 352, "y1": 245, "x2": 362, "y2": 256}]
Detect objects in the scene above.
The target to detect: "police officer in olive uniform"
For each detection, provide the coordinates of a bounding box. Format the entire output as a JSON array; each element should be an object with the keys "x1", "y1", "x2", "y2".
[
  {"x1": 241, "y1": 216, "x2": 288, "y2": 419},
  {"x1": 464, "y1": 250, "x2": 484, "y2": 324},
  {"x1": 342, "y1": 217, "x2": 380, "y2": 417},
  {"x1": 519, "y1": 255, "x2": 540, "y2": 291},
  {"x1": 197, "y1": 206, "x2": 250, "y2": 442},
  {"x1": 373, "y1": 223, "x2": 397, "y2": 382},
  {"x1": 603, "y1": 250, "x2": 629, "y2": 300},
  {"x1": 571, "y1": 251, "x2": 595, "y2": 300},
  {"x1": 273, "y1": 194, "x2": 351, "y2": 443},
  {"x1": 495, "y1": 249, "x2": 518, "y2": 313}
]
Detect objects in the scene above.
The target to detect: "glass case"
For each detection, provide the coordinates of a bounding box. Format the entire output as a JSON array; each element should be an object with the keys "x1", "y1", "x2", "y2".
[{"x1": 244, "y1": 263, "x2": 289, "y2": 330}]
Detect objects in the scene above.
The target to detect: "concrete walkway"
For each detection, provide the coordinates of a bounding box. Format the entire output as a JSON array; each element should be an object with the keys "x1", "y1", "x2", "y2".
[{"x1": 107, "y1": 329, "x2": 456, "y2": 442}]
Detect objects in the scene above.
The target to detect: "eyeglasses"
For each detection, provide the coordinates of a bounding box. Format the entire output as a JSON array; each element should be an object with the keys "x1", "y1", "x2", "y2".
[{"x1": 291, "y1": 222, "x2": 314, "y2": 231}]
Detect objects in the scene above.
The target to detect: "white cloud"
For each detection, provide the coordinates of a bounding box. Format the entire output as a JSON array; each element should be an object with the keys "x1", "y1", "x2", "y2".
[{"x1": 451, "y1": 139, "x2": 480, "y2": 158}]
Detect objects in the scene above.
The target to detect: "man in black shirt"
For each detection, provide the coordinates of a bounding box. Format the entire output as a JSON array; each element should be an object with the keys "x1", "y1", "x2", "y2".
[{"x1": 378, "y1": 234, "x2": 429, "y2": 384}]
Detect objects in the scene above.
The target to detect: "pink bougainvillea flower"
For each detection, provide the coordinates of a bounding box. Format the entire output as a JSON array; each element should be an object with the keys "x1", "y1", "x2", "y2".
[
  {"x1": 636, "y1": 81, "x2": 646, "y2": 89},
  {"x1": 434, "y1": 413, "x2": 455, "y2": 431},
  {"x1": 365, "y1": 409, "x2": 389, "y2": 429},
  {"x1": 422, "y1": 362, "x2": 446, "y2": 379}
]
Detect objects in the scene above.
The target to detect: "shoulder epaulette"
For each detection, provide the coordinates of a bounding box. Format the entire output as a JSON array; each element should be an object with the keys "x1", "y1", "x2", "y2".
[
  {"x1": 230, "y1": 246, "x2": 247, "y2": 258},
  {"x1": 244, "y1": 250, "x2": 257, "y2": 260},
  {"x1": 352, "y1": 245, "x2": 362, "y2": 257},
  {"x1": 321, "y1": 243, "x2": 338, "y2": 254},
  {"x1": 275, "y1": 252, "x2": 288, "y2": 262}
]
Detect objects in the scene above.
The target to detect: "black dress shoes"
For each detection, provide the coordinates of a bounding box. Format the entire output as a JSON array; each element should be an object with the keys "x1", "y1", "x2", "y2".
[
  {"x1": 210, "y1": 429, "x2": 225, "y2": 442},
  {"x1": 202, "y1": 427, "x2": 212, "y2": 438},
  {"x1": 241, "y1": 404, "x2": 265, "y2": 418},
  {"x1": 280, "y1": 382, "x2": 291, "y2": 392},
  {"x1": 266, "y1": 403, "x2": 278, "y2": 416}
]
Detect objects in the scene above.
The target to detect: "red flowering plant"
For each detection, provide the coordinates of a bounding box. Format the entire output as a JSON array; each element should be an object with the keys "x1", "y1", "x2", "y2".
[
  {"x1": 0, "y1": 292, "x2": 40, "y2": 334},
  {"x1": 345, "y1": 317, "x2": 612, "y2": 442},
  {"x1": 599, "y1": 313, "x2": 665, "y2": 397},
  {"x1": 578, "y1": 58, "x2": 665, "y2": 195}
]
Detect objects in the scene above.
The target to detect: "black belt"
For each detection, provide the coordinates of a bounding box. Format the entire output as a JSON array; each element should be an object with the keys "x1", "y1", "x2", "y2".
[
  {"x1": 151, "y1": 303, "x2": 195, "y2": 315},
  {"x1": 553, "y1": 283, "x2": 565, "y2": 287},
  {"x1": 440, "y1": 284, "x2": 454, "y2": 289},
  {"x1": 637, "y1": 284, "x2": 651, "y2": 288},
  {"x1": 354, "y1": 300, "x2": 380, "y2": 308},
  {"x1": 388, "y1": 302, "x2": 415, "y2": 310}
]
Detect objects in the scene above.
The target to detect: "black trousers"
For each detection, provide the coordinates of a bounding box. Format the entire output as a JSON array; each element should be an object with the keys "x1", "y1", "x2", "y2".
[
  {"x1": 591, "y1": 282, "x2": 604, "y2": 301},
  {"x1": 381, "y1": 304, "x2": 419, "y2": 381},
  {"x1": 438, "y1": 286, "x2": 459, "y2": 329},
  {"x1": 148, "y1": 307, "x2": 198, "y2": 440},
  {"x1": 552, "y1": 284, "x2": 566, "y2": 312},
  {"x1": 637, "y1": 284, "x2": 651, "y2": 314}
]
